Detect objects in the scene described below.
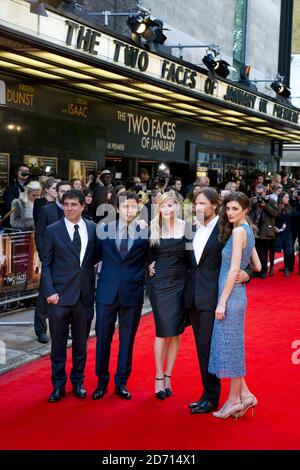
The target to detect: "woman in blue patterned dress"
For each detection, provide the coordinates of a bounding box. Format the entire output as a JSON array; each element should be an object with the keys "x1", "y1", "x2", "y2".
[{"x1": 208, "y1": 192, "x2": 261, "y2": 419}]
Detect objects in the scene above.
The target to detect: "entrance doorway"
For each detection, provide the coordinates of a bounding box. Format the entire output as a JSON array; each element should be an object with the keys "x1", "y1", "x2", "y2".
[{"x1": 105, "y1": 156, "x2": 137, "y2": 183}]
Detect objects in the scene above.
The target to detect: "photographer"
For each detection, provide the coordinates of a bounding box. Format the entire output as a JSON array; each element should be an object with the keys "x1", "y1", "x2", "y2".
[
  {"x1": 274, "y1": 192, "x2": 299, "y2": 277},
  {"x1": 126, "y1": 176, "x2": 148, "y2": 205},
  {"x1": 3, "y1": 163, "x2": 30, "y2": 213},
  {"x1": 249, "y1": 184, "x2": 278, "y2": 278},
  {"x1": 138, "y1": 167, "x2": 151, "y2": 192},
  {"x1": 154, "y1": 172, "x2": 169, "y2": 194},
  {"x1": 290, "y1": 188, "x2": 300, "y2": 275}
]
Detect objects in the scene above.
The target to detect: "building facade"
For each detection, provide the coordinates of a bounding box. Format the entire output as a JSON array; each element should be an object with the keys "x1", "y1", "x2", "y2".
[
  {"x1": 282, "y1": 0, "x2": 300, "y2": 177},
  {"x1": 0, "y1": 0, "x2": 299, "y2": 210},
  {"x1": 46, "y1": 0, "x2": 283, "y2": 93}
]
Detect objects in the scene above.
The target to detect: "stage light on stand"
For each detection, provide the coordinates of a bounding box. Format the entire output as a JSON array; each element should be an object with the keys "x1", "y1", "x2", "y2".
[
  {"x1": 202, "y1": 52, "x2": 230, "y2": 79},
  {"x1": 127, "y1": 14, "x2": 147, "y2": 34},
  {"x1": 127, "y1": 14, "x2": 167, "y2": 48},
  {"x1": 270, "y1": 80, "x2": 291, "y2": 99},
  {"x1": 29, "y1": 1, "x2": 48, "y2": 17},
  {"x1": 238, "y1": 64, "x2": 257, "y2": 91}
]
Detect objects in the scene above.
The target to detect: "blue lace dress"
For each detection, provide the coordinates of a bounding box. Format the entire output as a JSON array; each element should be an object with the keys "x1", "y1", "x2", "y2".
[{"x1": 208, "y1": 224, "x2": 255, "y2": 378}]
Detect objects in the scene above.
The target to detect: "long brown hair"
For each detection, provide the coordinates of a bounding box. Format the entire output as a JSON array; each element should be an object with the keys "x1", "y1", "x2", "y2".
[
  {"x1": 219, "y1": 191, "x2": 257, "y2": 243},
  {"x1": 277, "y1": 191, "x2": 292, "y2": 214}
]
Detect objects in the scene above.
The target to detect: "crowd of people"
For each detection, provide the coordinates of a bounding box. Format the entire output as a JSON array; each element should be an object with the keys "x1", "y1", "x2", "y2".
[{"x1": 1, "y1": 162, "x2": 299, "y2": 419}]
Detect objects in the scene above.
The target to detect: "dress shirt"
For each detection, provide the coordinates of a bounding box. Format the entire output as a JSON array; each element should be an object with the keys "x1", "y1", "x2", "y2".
[
  {"x1": 64, "y1": 217, "x2": 88, "y2": 266},
  {"x1": 193, "y1": 215, "x2": 219, "y2": 264},
  {"x1": 115, "y1": 219, "x2": 136, "y2": 252}
]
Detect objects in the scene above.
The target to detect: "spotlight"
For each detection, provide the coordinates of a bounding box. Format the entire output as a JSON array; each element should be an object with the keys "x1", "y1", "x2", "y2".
[
  {"x1": 58, "y1": 1, "x2": 84, "y2": 13},
  {"x1": 29, "y1": 1, "x2": 48, "y2": 17},
  {"x1": 127, "y1": 15, "x2": 147, "y2": 34},
  {"x1": 240, "y1": 64, "x2": 251, "y2": 81},
  {"x1": 127, "y1": 14, "x2": 167, "y2": 46},
  {"x1": 238, "y1": 64, "x2": 258, "y2": 91},
  {"x1": 270, "y1": 80, "x2": 291, "y2": 99},
  {"x1": 202, "y1": 53, "x2": 230, "y2": 78},
  {"x1": 149, "y1": 19, "x2": 167, "y2": 45}
]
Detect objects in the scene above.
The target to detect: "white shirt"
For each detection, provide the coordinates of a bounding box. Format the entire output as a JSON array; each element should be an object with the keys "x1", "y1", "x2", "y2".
[
  {"x1": 64, "y1": 217, "x2": 88, "y2": 266},
  {"x1": 193, "y1": 215, "x2": 219, "y2": 264}
]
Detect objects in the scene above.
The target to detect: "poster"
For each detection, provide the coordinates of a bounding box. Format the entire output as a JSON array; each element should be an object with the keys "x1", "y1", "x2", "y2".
[
  {"x1": 69, "y1": 159, "x2": 97, "y2": 184},
  {"x1": 23, "y1": 155, "x2": 58, "y2": 175},
  {"x1": 0, "y1": 153, "x2": 10, "y2": 203},
  {"x1": 0, "y1": 231, "x2": 41, "y2": 302}
]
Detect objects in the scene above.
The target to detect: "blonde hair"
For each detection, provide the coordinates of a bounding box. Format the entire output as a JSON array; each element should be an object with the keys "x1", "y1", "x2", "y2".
[
  {"x1": 19, "y1": 180, "x2": 42, "y2": 203},
  {"x1": 150, "y1": 192, "x2": 180, "y2": 246}
]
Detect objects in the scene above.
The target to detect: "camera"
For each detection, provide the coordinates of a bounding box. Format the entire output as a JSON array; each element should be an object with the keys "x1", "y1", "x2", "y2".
[
  {"x1": 157, "y1": 174, "x2": 166, "y2": 185},
  {"x1": 256, "y1": 195, "x2": 269, "y2": 204},
  {"x1": 20, "y1": 171, "x2": 30, "y2": 177},
  {"x1": 157, "y1": 171, "x2": 172, "y2": 186}
]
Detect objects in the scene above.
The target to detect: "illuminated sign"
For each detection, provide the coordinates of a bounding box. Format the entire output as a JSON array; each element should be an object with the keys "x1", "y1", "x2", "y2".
[{"x1": 0, "y1": 0, "x2": 299, "y2": 126}]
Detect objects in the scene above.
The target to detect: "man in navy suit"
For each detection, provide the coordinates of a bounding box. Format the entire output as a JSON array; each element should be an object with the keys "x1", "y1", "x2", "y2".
[
  {"x1": 42, "y1": 190, "x2": 99, "y2": 403},
  {"x1": 93, "y1": 192, "x2": 149, "y2": 400}
]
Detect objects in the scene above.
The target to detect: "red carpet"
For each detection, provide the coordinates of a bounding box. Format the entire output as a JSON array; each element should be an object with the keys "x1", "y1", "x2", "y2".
[{"x1": 0, "y1": 260, "x2": 300, "y2": 450}]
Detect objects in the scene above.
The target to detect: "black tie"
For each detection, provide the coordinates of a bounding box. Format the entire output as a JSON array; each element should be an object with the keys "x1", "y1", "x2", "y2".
[
  {"x1": 73, "y1": 224, "x2": 81, "y2": 255},
  {"x1": 119, "y1": 227, "x2": 128, "y2": 259}
]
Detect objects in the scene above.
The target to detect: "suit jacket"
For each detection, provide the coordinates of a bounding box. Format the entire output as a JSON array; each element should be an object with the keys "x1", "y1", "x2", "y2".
[
  {"x1": 3, "y1": 180, "x2": 25, "y2": 212},
  {"x1": 184, "y1": 222, "x2": 224, "y2": 312},
  {"x1": 35, "y1": 203, "x2": 62, "y2": 260},
  {"x1": 33, "y1": 197, "x2": 48, "y2": 226},
  {"x1": 96, "y1": 221, "x2": 149, "y2": 307},
  {"x1": 42, "y1": 218, "x2": 99, "y2": 306}
]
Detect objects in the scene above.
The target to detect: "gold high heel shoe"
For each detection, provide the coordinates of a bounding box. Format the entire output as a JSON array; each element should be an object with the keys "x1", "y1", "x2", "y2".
[
  {"x1": 212, "y1": 401, "x2": 243, "y2": 419},
  {"x1": 233, "y1": 394, "x2": 258, "y2": 418}
]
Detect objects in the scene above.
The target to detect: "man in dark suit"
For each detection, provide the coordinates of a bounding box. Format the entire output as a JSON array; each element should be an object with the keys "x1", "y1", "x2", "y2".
[
  {"x1": 185, "y1": 188, "x2": 250, "y2": 414},
  {"x1": 3, "y1": 163, "x2": 30, "y2": 213},
  {"x1": 42, "y1": 189, "x2": 99, "y2": 403},
  {"x1": 34, "y1": 181, "x2": 71, "y2": 343},
  {"x1": 92, "y1": 191, "x2": 149, "y2": 401}
]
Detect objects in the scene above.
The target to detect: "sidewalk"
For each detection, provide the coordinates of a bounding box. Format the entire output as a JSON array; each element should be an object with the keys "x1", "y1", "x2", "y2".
[{"x1": 0, "y1": 297, "x2": 152, "y2": 375}]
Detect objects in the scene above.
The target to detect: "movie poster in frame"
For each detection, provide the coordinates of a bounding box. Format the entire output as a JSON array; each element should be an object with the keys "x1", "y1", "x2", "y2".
[
  {"x1": 69, "y1": 159, "x2": 97, "y2": 185},
  {"x1": 23, "y1": 155, "x2": 58, "y2": 175}
]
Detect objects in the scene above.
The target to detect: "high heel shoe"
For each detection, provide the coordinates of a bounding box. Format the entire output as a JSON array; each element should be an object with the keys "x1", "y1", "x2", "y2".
[
  {"x1": 155, "y1": 378, "x2": 166, "y2": 400},
  {"x1": 212, "y1": 401, "x2": 243, "y2": 419},
  {"x1": 233, "y1": 394, "x2": 258, "y2": 418},
  {"x1": 164, "y1": 374, "x2": 172, "y2": 397}
]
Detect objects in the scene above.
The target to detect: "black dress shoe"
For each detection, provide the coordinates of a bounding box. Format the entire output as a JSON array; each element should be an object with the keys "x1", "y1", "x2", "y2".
[
  {"x1": 92, "y1": 386, "x2": 107, "y2": 400},
  {"x1": 37, "y1": 333, "x2": 49, "y2": 344},
  {"x1": 190, "y1": 397, "x2": 219, "y2": 414},
  {"x1": 188, "y1": 399, "x2": 202, "y2": 409},
  {"x1": 72, "y1": 386, "x2": 87, "y2": 399},
  {"x1": 188, "y1": 395, "x2": 207, "y2": 409},
  {"x1": 115, "y1": 385, "x2": 131, "y2": 400},
  {"x1": 48, "y1": 388, "x2": 65, "y2": 403}
]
